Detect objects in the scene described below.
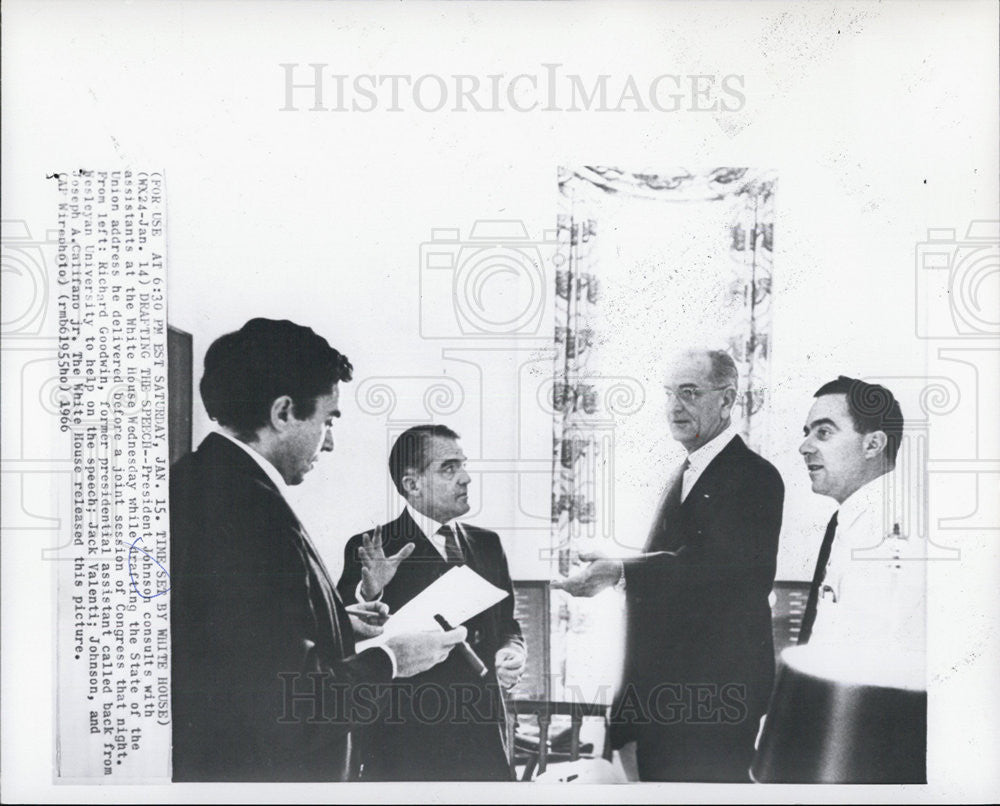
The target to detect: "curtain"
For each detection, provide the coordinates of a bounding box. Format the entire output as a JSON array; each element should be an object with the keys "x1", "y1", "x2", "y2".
[{"x1": 550, "y1": 166, "x2": 776, "y2": 698}]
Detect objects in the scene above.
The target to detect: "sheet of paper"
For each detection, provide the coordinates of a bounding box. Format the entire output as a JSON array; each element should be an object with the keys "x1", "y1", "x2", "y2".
[{"x1": 356, "y1": 565, "x2": 507, "y2": 652}]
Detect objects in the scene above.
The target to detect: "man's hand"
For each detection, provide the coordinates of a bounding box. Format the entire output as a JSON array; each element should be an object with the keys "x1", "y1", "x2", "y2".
[
  {"x1": 386, "y1": 627, "x2": 467, "y2": 678},
  {"x1": 345, "y1": 601, "x2": 390, "y2": 640},
  {"x1": 550, "y1": 550, "x2": 624, "y2": 597},
  {"x1": 495, "y1": 644, "x2": 527, "y2": 690},
  {"x1": 358, "y1": 524, "x2": 415, "y2": 600}
]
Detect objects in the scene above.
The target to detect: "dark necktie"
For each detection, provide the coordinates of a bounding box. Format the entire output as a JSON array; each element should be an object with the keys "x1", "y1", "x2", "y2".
[
  {"x1": 644, "y1": 458, "x2": 690, "y2": 553},
  {"x1": 679, "y1": 457, "x2": 693, "y2": 502},
  {"x1": 798, "y1": 511, "x2": 839, "y2": 645},
  {"x1": 437, "y1": 524, "x2": 465, "y2": 565}
]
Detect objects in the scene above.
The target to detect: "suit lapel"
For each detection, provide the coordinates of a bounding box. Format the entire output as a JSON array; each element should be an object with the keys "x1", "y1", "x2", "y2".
[
  {"x1": 298, "y1": 528, "x2": 350, "y2": 648},
  {"x1": 644, "y1": 463, "x2": 686, "y2": 552},
  {"x1": 204, "y1": 436, "x2": 348, "y2": 658},
  {"x1": 394, "y1": 509, "x2": 479, "y2": 569},
  {"x1": 644, "y1": 436, "x2": 748, "y2": 553},
  {"x1": 453, "y1": 523, "x2": 474, "y2": 566},
  {"x1": 684, "y1": 434, "x2": 746, "y2": 503},
  {"x1": 669, "y1": 436, "x2": 748, "y2": 555},
  {"x1": 393, "y1": 509, "x2": 446, "y2": 564}
]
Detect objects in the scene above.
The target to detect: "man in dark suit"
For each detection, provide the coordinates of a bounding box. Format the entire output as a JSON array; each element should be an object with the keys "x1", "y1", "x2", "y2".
[
  {"x1": 553, "y1": 349, "x2": 784, "y2": 782},
  {"x1": 170, "y1": 319, "x2": 466, "y2": 782},
  {"x1": 337, "y1": 425, "x2": 525, "y2": 781}
]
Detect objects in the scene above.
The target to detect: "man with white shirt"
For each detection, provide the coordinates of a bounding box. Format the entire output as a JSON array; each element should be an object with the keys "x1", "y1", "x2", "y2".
[
  {"x1": 553, "y1": 349, "x2": 784, "y2": 782},
  {"x1": 798, "y1": 376, "x2": 925, "y2": 653},
  {"x1": 337, "y1": 424, "x2": 525, "y2": 780},
  {"x1": 170, "y1": 319, "x2": 465, "y2": 782}
]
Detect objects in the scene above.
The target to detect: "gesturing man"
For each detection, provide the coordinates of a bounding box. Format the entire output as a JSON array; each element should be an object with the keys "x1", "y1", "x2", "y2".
[
  {"x1": 553, "y1": 349, "x2": 784, "y2": 782},
  {"x1": 338, "y1": 424, "x2": 525, "y2": 781},
  {"x1": 170, "y1": 319, "x2": 465, "y2": 782}
]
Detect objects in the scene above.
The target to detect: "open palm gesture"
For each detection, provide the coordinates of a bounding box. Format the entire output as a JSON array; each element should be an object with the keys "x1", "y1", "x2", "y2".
[{"x1": 358, "y1": 524, "x2": 415, "y2": 600}]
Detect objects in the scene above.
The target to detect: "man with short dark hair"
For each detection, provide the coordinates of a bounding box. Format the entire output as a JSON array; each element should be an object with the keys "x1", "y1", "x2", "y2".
[
  {"x1": 170, "y1": 319, "x2": 466, "y2": 782},
  {"x1": 798, "y1": 376, "x2": 924, "y2": 650},
  {"x1": 553, "y1": 349, "x2": 784, "y2": 782},
  {"x1": 337, "y1": 424, "x2": 525, "y2": 781}
]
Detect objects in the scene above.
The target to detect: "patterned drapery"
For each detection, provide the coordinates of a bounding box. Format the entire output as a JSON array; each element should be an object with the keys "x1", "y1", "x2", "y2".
[
  {"x1": 550, "y1": 166, "x2": 776, "y2": 696},
  {"x1": 551, "y1": 171, "x2": 602, "y2": 579}
]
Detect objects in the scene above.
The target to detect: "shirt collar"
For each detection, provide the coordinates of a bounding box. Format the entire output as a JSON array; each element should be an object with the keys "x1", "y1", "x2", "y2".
[
  {"x1": 685, "y1": 422, "x2": 738, "y2": 473},
  {"x1": 405, "y1": 503, "x2": 458, "y2": 546},
  {"x1": 837, "y1": 468, "x2": 899, "y2": 532},
  {"x1": 216, "y1": 429, "x2": 288, "y2": 494}
]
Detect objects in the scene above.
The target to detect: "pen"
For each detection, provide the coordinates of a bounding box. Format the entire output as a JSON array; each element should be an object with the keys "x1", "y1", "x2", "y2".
[
  {"x1": 343, "y1": 604, "x2": 389, "y2": 624},
  {"x1": 433, "y1": 613, "x2": 488, "y2": 678}
]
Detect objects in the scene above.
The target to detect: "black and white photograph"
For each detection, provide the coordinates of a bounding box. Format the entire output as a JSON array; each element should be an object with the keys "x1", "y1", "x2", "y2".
[{"x1": 2, "y1": 1, "x2": 998, "y2": 802}]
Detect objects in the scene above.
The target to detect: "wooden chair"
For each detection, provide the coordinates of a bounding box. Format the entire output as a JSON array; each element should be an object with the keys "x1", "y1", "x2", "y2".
[
  {"x1": 504, "y1": 581, "x2": 808, "y2": 781},
  {"x1": 770, "y1": 581, "x2": 811, "y2": 661},
  {"x1": 507, "y1": 699, "x2": 613, "y2": 781}
]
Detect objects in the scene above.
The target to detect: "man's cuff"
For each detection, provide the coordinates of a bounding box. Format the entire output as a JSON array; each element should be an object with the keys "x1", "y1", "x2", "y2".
[
  {"x1": 355, "y1": 580, "x2": 383, "y2": 603},
  {"x1": 379, "y1": 644, "x2": 398, "y2": 678},
  {"x1": 499, "y1": 640, "x2": 527, "y2": 659},
  {"x1": 614, "y1": 560, "x2": 626, "y2": 592}
]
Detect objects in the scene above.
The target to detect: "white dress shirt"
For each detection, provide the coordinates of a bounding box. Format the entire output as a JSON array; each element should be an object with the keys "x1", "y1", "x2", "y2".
[
  {"x1": 216, "y1": 430, "x2": 398, "y2": 675},
  {"x1": 217, "y1": 429, "x2": 288, "y2": 493},
  {"x1": 810, "y1": 470, "x2": 927, "y2": 658},
  {"x1": 405, "y1": 504, "x2": 464, "y2": 560},
  {"x1": 681, "y1": 423, "x2": 738, "y2": 502}
]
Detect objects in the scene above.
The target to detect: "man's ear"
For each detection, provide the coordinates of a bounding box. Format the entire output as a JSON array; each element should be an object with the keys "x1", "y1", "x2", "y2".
[
  {"x1": 269, "y1": 396, "x2": 295, "y2": 431},
  {"x1": 721, "y1": 387, "x2": 737, "y2": 414},
  {"x1": 401, "y1": 472, "x2": 420, "y2": 498},
  {"x1": 863, "y1": 430, "x2": 888, "y2": 459}
]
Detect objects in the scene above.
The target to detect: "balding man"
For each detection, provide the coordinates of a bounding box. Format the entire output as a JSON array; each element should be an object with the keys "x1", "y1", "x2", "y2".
[{"x1": 554, "y1": 349, "x2": 784, "y2": 782}]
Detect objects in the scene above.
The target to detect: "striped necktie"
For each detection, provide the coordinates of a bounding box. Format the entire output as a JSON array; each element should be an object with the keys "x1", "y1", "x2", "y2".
[{"x1": 437, "y1": 524, "x2": 465, "y2": 565}]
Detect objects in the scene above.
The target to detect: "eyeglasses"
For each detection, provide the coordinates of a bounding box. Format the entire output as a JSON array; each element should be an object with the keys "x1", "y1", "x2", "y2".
[{"x1": 663, "y1": 386, "x2": 731, "y2": 404}]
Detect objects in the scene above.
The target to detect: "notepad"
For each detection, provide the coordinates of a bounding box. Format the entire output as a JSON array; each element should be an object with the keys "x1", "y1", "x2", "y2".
[{"x1": 355, "y1": 565, "x2": 508, "y2": 652}]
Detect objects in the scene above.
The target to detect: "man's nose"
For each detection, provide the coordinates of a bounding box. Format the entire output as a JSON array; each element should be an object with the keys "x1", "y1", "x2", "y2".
[
  {"x1": 322, "y1": 429, "x2": 335, "y2": 452},
  {"x1": 798, "y1": 436, "x2": 812, "y2": 456},
  {"x1": 458, "y1": 468, "x2": 471, "y2": 486}
]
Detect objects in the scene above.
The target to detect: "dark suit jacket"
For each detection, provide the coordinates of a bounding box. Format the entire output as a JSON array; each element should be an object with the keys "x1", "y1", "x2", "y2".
[
  {"x1": 170, "y1": 433, "x2": 393, "y2": 782},
  {"x1": 613, "y1": 435, "x2": 784, "y2": 781},
  {"x1": 337, "y1": 509, "x2": 523, "y2": 781}
]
